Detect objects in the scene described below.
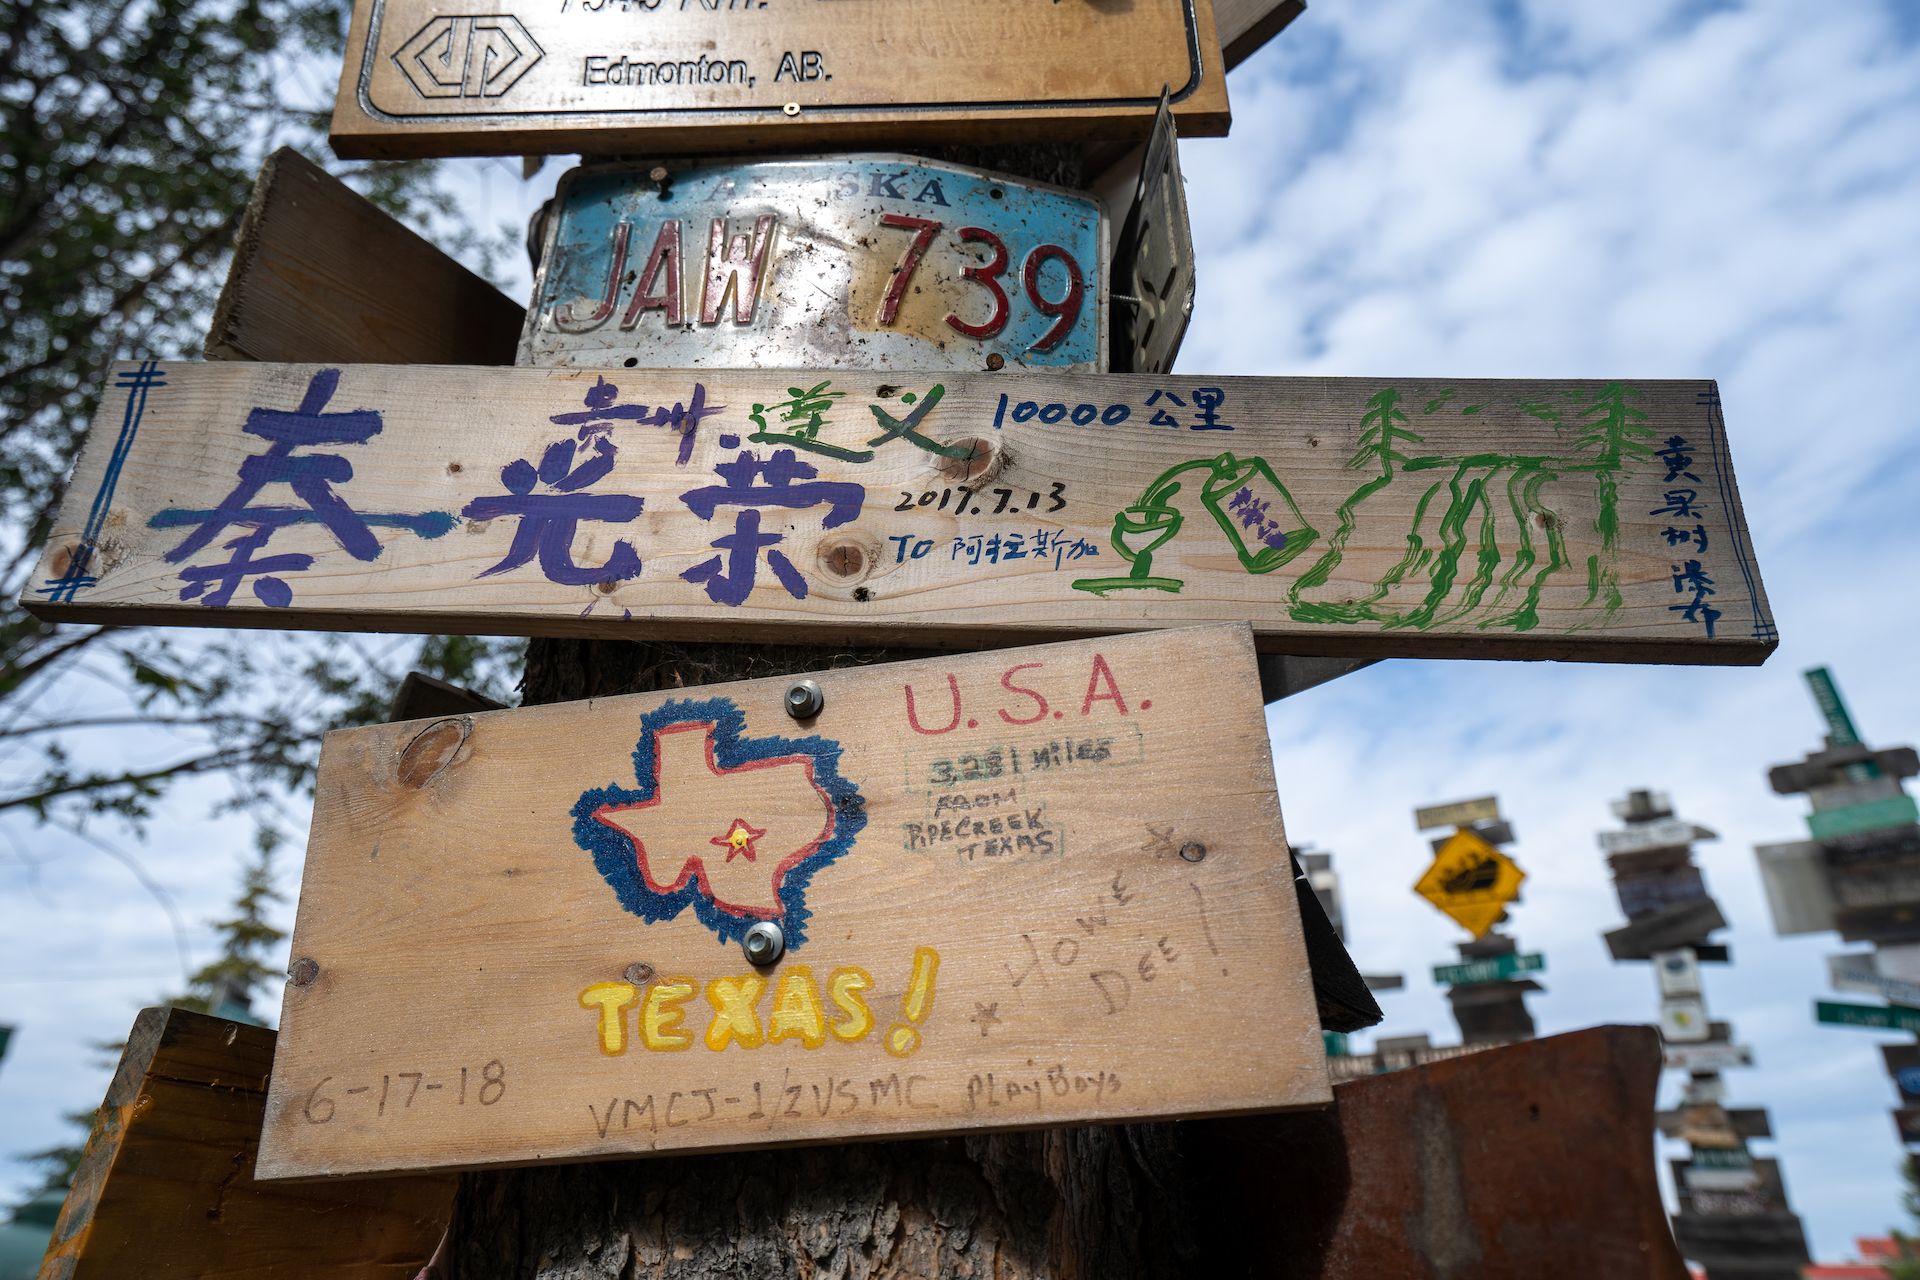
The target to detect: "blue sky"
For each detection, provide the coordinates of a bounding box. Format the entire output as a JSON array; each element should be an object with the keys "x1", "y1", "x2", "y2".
[{"x1": 4, "y1": 0, "x2": 1920, "y2": 1265}]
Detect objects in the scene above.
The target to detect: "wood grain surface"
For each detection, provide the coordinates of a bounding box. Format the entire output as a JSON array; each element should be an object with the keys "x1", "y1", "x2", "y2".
[
  {"x1": 206, "y1": 148, "x2": 523, "y2": 366},
  {"x1": 256, "y1": 624, "x2": 1326, "y2": 1178},
  {"x1": 27, "y1": 361, "x2": 1774, "y2": 663},
  {"x1": 332, "y1": 0, "x2": 1231, "y2": 159},
  {"x1": 38, "y1": 1007, "x2": 452, "y2": 1278}
]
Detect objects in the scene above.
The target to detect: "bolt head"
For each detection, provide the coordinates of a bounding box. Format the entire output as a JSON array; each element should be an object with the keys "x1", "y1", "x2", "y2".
[
  {"x1": 742, "y1": 921, "x2": 785, "y2": 967},
  {"x1": 785, "y1": 679, "x2": 824, "y2": 720}
]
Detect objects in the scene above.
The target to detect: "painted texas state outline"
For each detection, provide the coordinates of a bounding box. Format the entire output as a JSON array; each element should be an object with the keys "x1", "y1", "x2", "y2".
[{"x1": 571, "y1": 696, "x2": 866, "y2": 949}]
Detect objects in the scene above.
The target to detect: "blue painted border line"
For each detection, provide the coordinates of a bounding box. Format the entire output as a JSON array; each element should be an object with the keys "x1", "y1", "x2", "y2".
[
  {"x1": 37, "y1": 361, "x2": 167, "y2": 603},
  {"x1": 1698, "y1": 382, "x2": 1775, "y2": 643}
]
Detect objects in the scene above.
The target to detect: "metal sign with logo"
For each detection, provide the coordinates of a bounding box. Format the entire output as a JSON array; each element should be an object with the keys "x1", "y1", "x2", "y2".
[
  {"x1": 332, "y1": 0, "x2": 1233, "y2": 158},
  {"x1": 524, "y1": 157, "x2": 1108, "y2": 375},
  {"x1": 1413, "y1": 829, "x2": 1525, "y2": 940}
]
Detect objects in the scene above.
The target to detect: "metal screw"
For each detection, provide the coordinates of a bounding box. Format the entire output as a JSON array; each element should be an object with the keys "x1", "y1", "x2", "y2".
[
  {"x1": 782, "y1": 102, "x2": 802, "y2": 117},
  {"x1": 624, "y1": 962, "x2": 656, "y2": 986},
  {"x1": 1178, "y1": 842, "x2": 1208, "y2": 863},
  {"x1": 289, "y1": 957, "x2": 320, "y2": 986},
  {"x1": 742, "y1": 921, "x2": 785, "y2": 967},
  {"x1": 785, "y1": 678, "x2": 824, "y2": 720}
]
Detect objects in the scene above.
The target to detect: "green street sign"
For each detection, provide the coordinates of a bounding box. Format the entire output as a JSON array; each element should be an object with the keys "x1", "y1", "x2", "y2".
[
  {"x1": 1815, "y1": 1000, "x2": 1920, "y2": 1033},
  {"x1": 1808, "y1": 794, "x2": 1919, "y2": 840},
  {"x1": 1805, "y1": 666, "x2": 1863, "y2": 749},
  {"x1": 1691, "y1": 1147, "x2": 1753, "y2": 1170},
  {"x1": 1432, "y1": 952, "x2": 1546, "y2": 987}
]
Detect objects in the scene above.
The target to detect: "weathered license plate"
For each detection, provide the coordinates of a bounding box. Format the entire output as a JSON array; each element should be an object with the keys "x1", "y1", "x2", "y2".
[{"x1": 523, "y1": 156, "x2": 1108, "y2": 372}]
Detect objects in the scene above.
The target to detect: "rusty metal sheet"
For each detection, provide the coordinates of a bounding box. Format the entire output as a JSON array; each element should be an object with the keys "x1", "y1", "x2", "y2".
[
  {"x1": 522, "y1": 157, "x2": 1108, "y2": 374},
  {"x1": 1180, "y1": 1025, "x2": 1689, "y2": 1279},
  {"x1": 1112, "y1": 93, "x2": 1194, "y2": 376}
]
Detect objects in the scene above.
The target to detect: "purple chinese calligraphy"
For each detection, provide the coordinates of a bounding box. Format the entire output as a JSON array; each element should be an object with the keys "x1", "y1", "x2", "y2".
[
  {"x1": 147, "y1": 369, "x2": 453, "y2": 608},
  {"x1": 679, "y1": 434, "x2": 865, "y2": 606}
]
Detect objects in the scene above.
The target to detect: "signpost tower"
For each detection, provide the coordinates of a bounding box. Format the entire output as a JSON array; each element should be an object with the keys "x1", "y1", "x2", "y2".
[
  {"x1": 1599, "y1": 789, "x2": 1811, "y2": 1280},
  {"x1": 1413, "y1": 796, "x2": 1543, "y2": 1046},
  {"x1": 1754, "y1": 668, "x2": 1920, "y2": 1170}
]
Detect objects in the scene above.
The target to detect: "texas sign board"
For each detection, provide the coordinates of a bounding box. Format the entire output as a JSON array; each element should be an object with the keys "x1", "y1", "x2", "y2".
[
  {"x1": 26, "y1": 364, "x2": 1777, "y2": 666},
  {"x1": 255, "y1": 624, "x2": 1329, "y2": 1178},
  {"x1": 331, "y1": 0, "x2": 1232, "y2": 159},
  {"x1": 523, "y1": 158, "x2": 1108, "y2": 374}
]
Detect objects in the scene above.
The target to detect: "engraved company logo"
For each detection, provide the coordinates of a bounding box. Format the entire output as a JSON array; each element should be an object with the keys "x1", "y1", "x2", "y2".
[
  {"x1": 571, "y1": 697, "x2": 866, "y2": 952},
  {"x1": 393, "y1": 15, "x2": 542, "y2": 99}
]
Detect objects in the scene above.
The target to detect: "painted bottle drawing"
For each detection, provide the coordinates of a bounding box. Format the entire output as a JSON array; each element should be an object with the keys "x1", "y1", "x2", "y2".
[
  {"x1": 1071, "y1": 453, "x2": 1318, "y2": 595},
  {"x1": 1075, "y1": 382, "x2": 1650, "y2": 634}
]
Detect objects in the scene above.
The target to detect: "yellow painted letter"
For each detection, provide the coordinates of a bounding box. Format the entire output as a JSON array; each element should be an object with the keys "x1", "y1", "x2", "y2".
[
  {"x1": 828, "y1": 967, "x2": 874, "y2": 1043},
  {"x1": 642, "y1": 976, "x2": 697, "y2": 1051},
  {"x1": 704, "y1": 974, "x2": 767, "y2": 1050},
  {"x1": 767, "y1": 966, "x2": 826, "y2": 1048},
  {"x1": 578, "y1": 981, "x2": 637, "y2": 1056}
]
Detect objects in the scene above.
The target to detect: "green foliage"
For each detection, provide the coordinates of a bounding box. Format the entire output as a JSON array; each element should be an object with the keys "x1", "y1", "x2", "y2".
[
  {"x1": 1, "y1": 0, "x2": 521, "y2": 1196},
  {"x1": 0, "y1": 0, "x2": 521, "y2": 839}
]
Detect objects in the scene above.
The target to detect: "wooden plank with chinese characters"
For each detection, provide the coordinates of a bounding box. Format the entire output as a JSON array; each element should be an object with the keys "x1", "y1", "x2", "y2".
[
  {"x1": 39, "y1": 1007, "x2": 452, "y2": 1278},
  {"x1": 256, "y1": 624, "x2": 1325, "y2": 1178},
  {"x1": 25, "y1": 363, "x2": 1775, "y2": 664},
  {"x1": 331, "y1": 0, "x2": 1232, "y2": 160},
  {"x1": 206, "y1": 148, "x2": 523, "y2": 366}
]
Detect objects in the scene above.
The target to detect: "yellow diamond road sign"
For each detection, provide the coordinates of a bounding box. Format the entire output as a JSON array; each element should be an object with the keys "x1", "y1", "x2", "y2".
[{"x1": 1414, "y1": 829, "x2": 1526, "y2": 939}]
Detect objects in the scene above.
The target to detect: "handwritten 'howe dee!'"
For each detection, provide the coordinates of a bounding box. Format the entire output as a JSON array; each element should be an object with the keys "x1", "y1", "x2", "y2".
[
  {"x1": 255, "y1": 624, "x2": 1328, "y2": 1179},
  {"x1": 29, "y1": 363, "x2": 1773, "y2": 665}
]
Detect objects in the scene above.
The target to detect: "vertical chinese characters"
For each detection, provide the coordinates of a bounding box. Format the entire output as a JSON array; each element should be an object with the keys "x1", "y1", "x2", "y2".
[{"x1": 1649, "y1": 432, "x2": 1719, "y2": 638}]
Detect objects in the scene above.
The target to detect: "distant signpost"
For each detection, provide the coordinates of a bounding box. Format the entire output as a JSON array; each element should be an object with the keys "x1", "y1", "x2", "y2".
[{"x1": 330, "y1": 0, "x2": 1234, "y2": 158}]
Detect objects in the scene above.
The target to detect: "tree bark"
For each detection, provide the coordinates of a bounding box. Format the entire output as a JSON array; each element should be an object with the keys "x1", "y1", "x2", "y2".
[{"x1": 451, "y1": 142, "x2": 1207, "y2": 1280}]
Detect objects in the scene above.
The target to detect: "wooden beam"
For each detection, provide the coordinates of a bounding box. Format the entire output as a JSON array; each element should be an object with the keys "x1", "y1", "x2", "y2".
[
  {"x1": 330, "y1": 0, "x2": 1232, "y2": 160},
  {"x1": 256, "y1": 624, "x2": 1328, "y2": 1179},
  {"x1": 28, "y1": 363, "x2": 1774, "y2": 664},
  {"x1": 1215, "y1": 0, "x2": 1308, "y2": 72},
  {"x1": 38, "y1": 1007, "x2": 452, "y2": 1278},
  {"x1": 205, "y1": 148, "x2": 523, "y2": 366}
]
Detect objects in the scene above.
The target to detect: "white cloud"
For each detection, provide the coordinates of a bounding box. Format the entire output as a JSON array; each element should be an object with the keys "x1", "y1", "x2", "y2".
[{"x1": 1196, "y1": 0, "x2": 1920, "y2": 1261}]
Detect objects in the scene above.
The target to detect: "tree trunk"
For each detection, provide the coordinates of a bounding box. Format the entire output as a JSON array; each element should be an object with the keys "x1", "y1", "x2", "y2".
[{"x1": 451, "y1": 142, "x2": 1208, "y2": 1279}]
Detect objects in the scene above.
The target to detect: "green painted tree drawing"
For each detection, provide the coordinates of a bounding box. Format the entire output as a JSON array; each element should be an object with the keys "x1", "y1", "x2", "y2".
[
  {"x1": 1287, "y1": 389, "x2": 1431, "y2": 624},
  {"x1": 1570, "y1": 381, "x2": 1654, "y2": 617},
  {"x1": 1286, "y1": 384, "x2": 1644, "y2": 633}
]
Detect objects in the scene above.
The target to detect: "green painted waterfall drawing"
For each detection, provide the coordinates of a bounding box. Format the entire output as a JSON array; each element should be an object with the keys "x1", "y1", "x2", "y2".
[{"x1": 1074, "y1": 382, "x2": 1652, "y2": 634}]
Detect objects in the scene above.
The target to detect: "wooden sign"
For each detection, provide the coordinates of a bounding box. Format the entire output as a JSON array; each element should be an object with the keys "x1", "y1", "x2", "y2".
[
  {"x1": 1414, "y1": 830, "x2": 1524, "y2": 939},
  {"x1": 330, "y1": 0, "x2": 1232, "y2": 160},
  {"x1": 27, "y1": 363, "x2": 1775, "y2": 665},
  {"x1": 206, "y1": 148, "x2": 523, "y2": 367},
  {"x1": 256, "y1": 625, "x2": 1328, "y2": 1179},
  {"x1": 1413, "y1": 795, "x2": 1500, "y2": 831},
  {"x1": 41, "y1": 1007, "x2": 451, "y2": 1278}
]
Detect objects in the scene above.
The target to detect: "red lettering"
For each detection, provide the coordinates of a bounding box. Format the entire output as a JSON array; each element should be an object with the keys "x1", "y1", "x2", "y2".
[
  {"x1": 619, "y1": 220, "x2": 684, "y2": 329},
  {"x1": 997, "y1": 662, "x2": 1049, "y2": 725},
  {"x1": 905, "y1": 674, "x2": 963, "y2": 735},
  {"x1": 1080, "y1": 654, "x2": 1129, "y2": 717}
]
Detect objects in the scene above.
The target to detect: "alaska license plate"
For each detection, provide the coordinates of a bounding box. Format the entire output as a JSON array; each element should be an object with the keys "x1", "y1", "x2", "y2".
[{"x1": 522, "y1": 156, "x2": 1108, "y2": 373}]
